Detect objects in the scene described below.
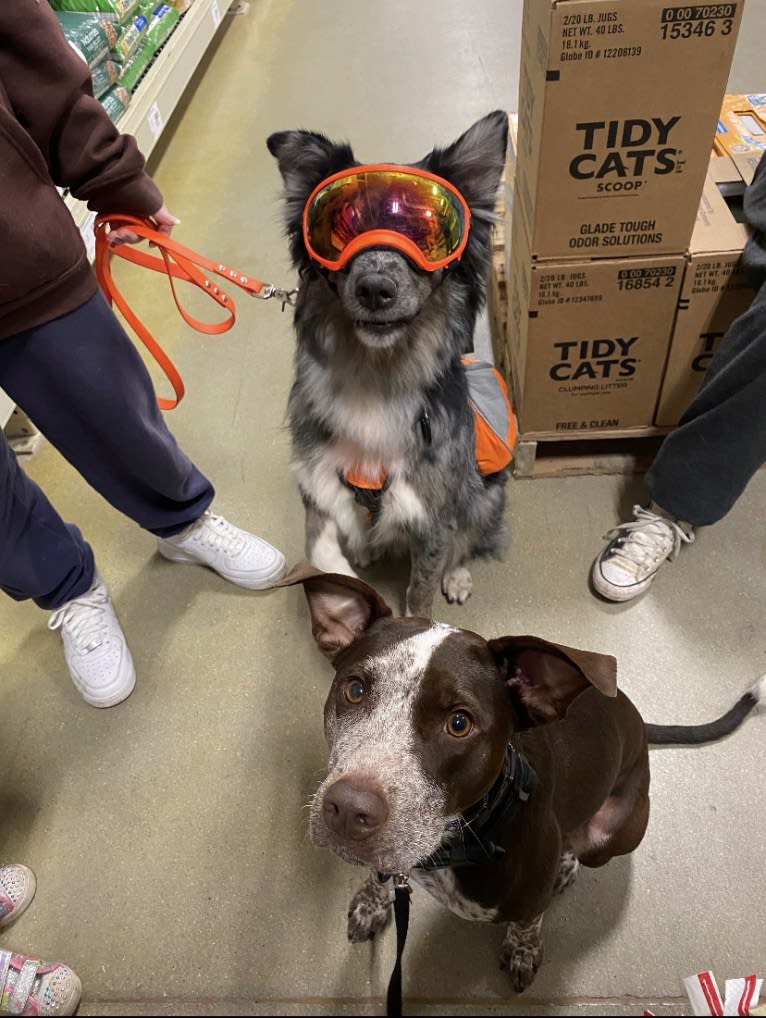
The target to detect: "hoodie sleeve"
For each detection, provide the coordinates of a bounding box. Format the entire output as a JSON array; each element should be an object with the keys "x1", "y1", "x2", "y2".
[{"x1": 0, "y1": 0, "x2": 163, "y2": 216}]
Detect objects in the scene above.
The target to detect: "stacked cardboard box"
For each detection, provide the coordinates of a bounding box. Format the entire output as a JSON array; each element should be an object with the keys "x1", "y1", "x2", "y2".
[
  {"x1": 715, "y1": 94, "x2": 766, "y2": 158},
  {"x1": 506, "y1": 0, "x2": 744, "y2": 438},
  {"x1": 655, "y1": 164, "x2": 756, "y2": 427}
]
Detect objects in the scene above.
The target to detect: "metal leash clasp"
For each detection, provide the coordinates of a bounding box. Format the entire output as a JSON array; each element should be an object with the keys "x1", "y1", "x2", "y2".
[{"x1": 253, "y1": 283, "x2": 299, "y2": 311}]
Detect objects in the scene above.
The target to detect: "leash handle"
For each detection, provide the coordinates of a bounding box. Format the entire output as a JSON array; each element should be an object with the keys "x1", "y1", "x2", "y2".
[{"x1": 93, "y1": 213, "x2": 270, "y2": 409}]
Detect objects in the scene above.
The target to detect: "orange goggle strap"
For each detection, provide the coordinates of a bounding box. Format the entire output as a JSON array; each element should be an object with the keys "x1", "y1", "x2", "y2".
[
  {"x1": 94, "y1": 213, "x2": 271, "y2": 409},
  {"x1": 302, "y1": 164, "x2": 471, "y2": 272}
]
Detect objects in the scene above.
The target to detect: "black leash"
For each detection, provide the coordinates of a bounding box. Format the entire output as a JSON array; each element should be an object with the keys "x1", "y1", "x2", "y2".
[
  {"x1": 386, "y1": 874, "x2": 412, "y2": 1018},
  {"x1": 381, "y1": 745, "x2": 537, "y2": 1016}
]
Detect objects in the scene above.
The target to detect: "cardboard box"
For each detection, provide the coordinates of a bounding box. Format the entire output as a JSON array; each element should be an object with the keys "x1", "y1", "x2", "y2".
[
  {"x1": 708, "y1": 152, "x2": 745, "y2": 197},
  {"x1": 712, "y1": 94, "x2": 766, "y2": 184},
  {"x1": 515, "y1": 0, "x2": 743, "y2": 260},
  {"x1": 714, "y1": 93, "x2": 766, "y2": 158},
  {"x1": 654, "y1": 172, "x2": 755, "y2": 427},
  {"x1": 733, "y1": 150, "x2": 765, "y2": 186},
  {"x1": 503, "y1": 114, "x2": 519, "y2": 288},
  {"x1": 508, "y1": 212, "x2": 684, "y2": 433}
]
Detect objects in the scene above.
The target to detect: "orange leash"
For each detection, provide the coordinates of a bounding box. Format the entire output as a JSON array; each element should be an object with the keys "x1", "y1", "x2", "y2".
[{"x1": 93, "y1": 213, "x2": 297, "y2": 409}]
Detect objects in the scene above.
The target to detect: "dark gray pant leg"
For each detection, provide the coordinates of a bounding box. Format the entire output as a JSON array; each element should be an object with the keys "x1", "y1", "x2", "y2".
[
  {"x1": 646, "y1": 152, "x2": 766, "y2": 527},
  {"x1": 645, "y1": 280, "x2": 766, "y2": 526}
]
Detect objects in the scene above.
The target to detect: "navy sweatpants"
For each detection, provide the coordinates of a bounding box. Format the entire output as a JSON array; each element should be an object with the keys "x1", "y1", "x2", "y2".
[
  {"x1": 646, "y1": 152, "x2": 766, "y2": 527},
  {"x1": 0, "y1": 291, "x2": 214, "y2": 611}
]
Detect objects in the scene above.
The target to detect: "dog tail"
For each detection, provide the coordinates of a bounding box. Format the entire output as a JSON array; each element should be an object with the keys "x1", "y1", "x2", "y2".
[{"x1": 645, "y1": 675, "x2": 766, "y2": 745}]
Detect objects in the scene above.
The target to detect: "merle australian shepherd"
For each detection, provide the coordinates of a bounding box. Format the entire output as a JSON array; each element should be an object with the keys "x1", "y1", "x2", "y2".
[{"x1": 267, "y1": 111, "x2": 510, "y2": 616}]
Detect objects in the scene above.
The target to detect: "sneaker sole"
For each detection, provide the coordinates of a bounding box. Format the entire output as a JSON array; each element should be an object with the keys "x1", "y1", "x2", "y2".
[
  {"x1": 73, "y1": 665, "x2": 137, "y2": 709},
  {"x1": 157, "y1": 544, "x2": 287, "y2": 590},
  {"x1": 591, "y1": 561, "x2": 652, "y2": 602}
]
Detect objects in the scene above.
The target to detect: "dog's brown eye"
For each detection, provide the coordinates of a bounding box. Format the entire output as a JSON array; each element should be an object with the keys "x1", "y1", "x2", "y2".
[
  {"x1": 344, "y1": 679, "x2": 365, "y2": 704},
  {"x1": 446, "y1": 712, "x2": 472, "y2": 737}
]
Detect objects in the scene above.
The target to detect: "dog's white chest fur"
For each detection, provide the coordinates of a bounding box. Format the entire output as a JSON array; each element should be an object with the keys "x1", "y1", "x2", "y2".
[
  {"x1": 329, "y1": 392, "x2": 408, "y2": 465},
  {"x1": 412, "y1": 868, "x2": 499, "y2": 923},
  {"x1": 293, "y1": 385, "x2": 429, "y2": 563}
]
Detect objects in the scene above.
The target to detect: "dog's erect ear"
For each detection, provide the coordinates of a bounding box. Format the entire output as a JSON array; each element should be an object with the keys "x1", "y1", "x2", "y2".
[
  {"x1": 276, "y1": 562, "x2": 393, "y2": 661},
  {"x1": 488, "y1": 635, "x2": 617, "y2": 729},
  {"x1": 267, "y1": 129, "x2": 356, "y2": 199},
  {"x1": 421, "y1": 110, "x2": 508, "y2": 211}
]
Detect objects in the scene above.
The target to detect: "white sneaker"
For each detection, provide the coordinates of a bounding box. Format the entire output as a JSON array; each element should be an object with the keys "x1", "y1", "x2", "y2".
[
  {"x1": 48, "y1": 573, "x2": 136, "y2": 708},
  {"x1": 156, "y1": 510, "x2": 286, "y2": 589},
  {"x1": 591, "y1": 504, "x2": 695, "y2": 602}
]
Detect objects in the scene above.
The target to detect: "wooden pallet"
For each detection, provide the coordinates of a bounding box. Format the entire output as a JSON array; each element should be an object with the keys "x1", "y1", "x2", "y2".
[{"x1": 512, "y1": 428, "x2": 669, "y2": 479}]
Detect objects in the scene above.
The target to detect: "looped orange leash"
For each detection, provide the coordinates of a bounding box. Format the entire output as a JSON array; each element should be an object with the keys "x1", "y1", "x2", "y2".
[{"x1": 93, "y1": 213, "x2": 298, "y2": 409}]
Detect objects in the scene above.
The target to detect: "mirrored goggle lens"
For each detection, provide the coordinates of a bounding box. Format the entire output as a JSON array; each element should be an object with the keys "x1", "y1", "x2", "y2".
[{"x1": 305, "y1": 170, "x2": 467, "y2": 265}]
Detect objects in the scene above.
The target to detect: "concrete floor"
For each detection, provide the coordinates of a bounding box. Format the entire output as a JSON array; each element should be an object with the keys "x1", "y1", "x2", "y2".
[{"x1": 2, "y1": 1, "x2": 765, "y2": 1014}]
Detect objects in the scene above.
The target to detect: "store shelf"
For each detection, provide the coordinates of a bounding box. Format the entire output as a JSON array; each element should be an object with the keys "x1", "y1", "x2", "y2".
[{"x1": 65, "y1": 0, "x2": 229, "y2": 242}]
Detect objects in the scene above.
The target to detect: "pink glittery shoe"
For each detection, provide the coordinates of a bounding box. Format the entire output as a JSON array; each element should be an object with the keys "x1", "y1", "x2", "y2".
[
  {"x1": 0, "y1": 951, "x2": 81, "y2": 1016},
  {"x1": 0, "y1": 866, "x2": 36, "y2": 930}
]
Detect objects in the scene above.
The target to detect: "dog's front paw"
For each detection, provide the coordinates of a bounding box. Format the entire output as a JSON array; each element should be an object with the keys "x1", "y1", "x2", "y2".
[
  {"x1": 442, "y1": 566, "x2": 473, "y2": 605},
  {"x1": 347, "y1": 874, "x2": 393, "y2": 943},
  {"x1": 500, "y1": 917, "x2": 544, "y2": 993},
  {"x1": 554, "y1": 849, "x2": 579, "y2": 895}
]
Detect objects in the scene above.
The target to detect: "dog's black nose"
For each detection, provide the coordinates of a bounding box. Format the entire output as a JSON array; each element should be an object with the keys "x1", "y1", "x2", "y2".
[
  {"x1": 322, "y1": 777, "x2": 388, "y2": 841},
  {"x1": 355, "y1": 273, "x2": 397, "y2": 311}
]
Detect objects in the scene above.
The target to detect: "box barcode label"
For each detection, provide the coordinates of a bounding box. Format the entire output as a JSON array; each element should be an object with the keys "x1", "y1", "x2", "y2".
[{"x1": 660, "y1": 4, "x2": 737, "y2": 39}]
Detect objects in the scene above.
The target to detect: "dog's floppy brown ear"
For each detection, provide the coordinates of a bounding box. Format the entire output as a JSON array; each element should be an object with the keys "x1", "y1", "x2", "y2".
[
  {"x1": 488, "y1": 635, "x2": 617, "y2": 729},
  {"x1": 277, "y1": 563, "x2": 393, "y2": 661}
]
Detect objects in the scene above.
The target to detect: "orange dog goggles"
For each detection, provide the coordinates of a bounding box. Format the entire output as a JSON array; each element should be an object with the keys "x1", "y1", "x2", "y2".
[{"x1": 302, "y1": 164, "x2": 471, "y2": 272}]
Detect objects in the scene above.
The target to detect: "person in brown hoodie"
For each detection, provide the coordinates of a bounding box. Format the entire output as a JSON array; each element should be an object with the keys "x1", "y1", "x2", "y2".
[{"x1": 0, "y1": 1, "x2": 286, "y2": 716}]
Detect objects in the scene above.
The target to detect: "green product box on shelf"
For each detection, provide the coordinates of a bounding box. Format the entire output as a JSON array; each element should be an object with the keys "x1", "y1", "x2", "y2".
[
  {"x1": 55, "y1": 11, "x2": 122, "y2": 67},
  {"x1": 99, "y1": 83, "x2": 131, "y2": 122},
  {"x1": 90, "y1": 57, "x2": 121, "y2": 98},
  {"x1": 119, "y1": 5, "x2": 181, "y2": 92},
  {"x1": 50, "y1": 0, "x2": 142, "y2": 24}
]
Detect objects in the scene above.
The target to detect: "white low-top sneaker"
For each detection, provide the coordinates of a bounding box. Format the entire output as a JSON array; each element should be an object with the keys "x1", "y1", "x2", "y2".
[
  {"x1": 591, "y1": 504, "x2": 695, "y2": 602},
  {"x1": 48, "y1": 574, "x2": 136, "y2": 708},
  {"x1": 156, "y1": 510, "x2": 286, "y2": 589}
]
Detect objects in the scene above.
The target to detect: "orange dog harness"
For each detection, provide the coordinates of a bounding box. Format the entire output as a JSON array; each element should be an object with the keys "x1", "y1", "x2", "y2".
[{"x1": 340, "y1": 357, "x2": 517, "y2": 516}]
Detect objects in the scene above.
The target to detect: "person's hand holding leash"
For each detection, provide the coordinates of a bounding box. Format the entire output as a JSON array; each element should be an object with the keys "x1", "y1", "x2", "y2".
[{"x1": 108, "y1": 204, "x2": 180, "y2": 246}]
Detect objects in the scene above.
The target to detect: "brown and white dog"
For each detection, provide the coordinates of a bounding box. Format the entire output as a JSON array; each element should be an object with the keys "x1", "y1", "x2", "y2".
[{"x1": 279, "y1": 564, "x2": 764, "y2": 993}]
